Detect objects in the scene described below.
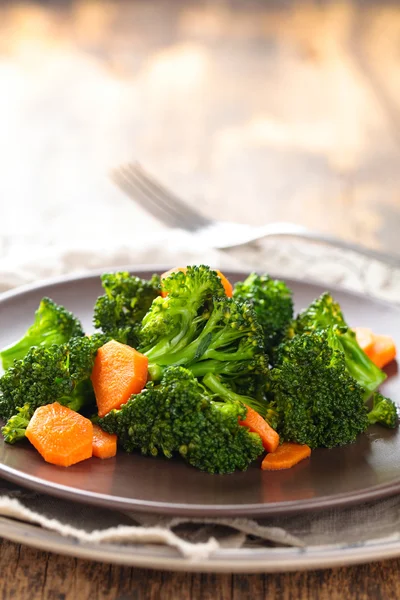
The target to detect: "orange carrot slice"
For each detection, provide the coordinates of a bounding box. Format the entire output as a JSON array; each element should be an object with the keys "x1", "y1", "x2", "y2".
[
  {"x1": 354, "y1": 327, "x2": 374, "y2": 354},
  {"x1": 215, "y1": 269, "x2": 233, "y2": 298},
  {"x1": 261, "y1": 442, "x2": 311, "y2": 471},
  {"x1": 91, "y1": 340, "x2": 149, "y2": 417},
  {"x1": 26, "y1": 403, "x2": 93, "y2": 467},
  {"x1": 160, "y1": 267, "x2": 233, "y2": 298},
  {"x1": 92, "y1": 424, "x2": 117, "y2": 459},
  {"x1": 239, "y1": 405, "x2": 280, "y2": 453},
  {"x1": 368, "y1": 334, "x2": 397, "y2": 369}
]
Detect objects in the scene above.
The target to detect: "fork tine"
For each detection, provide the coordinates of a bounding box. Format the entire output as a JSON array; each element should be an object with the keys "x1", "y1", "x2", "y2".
[
  {"x1": 113, "y1": 163, "x2": 210, "y2": 231},
  {"x1": 131, "y1": 163, "x2": 210, "y2": 229},
  {"x1": 112, "y1": 166, "x2": 182, "y2": 228}
]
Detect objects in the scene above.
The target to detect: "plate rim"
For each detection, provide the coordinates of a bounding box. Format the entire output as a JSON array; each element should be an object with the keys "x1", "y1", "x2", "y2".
[
  {"x1": 1, "y1": 265, "x2": 400, "y2": 518},
  {"x1": 2, "y1": 515, "x2": 400, "y2": 573},
  {"x1": 1, "y1": 263, "x2": 399, "y2": 312}
]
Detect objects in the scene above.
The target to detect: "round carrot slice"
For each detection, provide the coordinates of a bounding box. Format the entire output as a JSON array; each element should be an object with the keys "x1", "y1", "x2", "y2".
[
  {"x1": 91, "y1": 340, "x2": 149, "y2": 417},
  {"x1": 239, "y1": 405, "x2": 279, "y2": 452},
  {"x1": 92, "y1": 424, "x2": 117, "y2": 459},
  {"x1": 368, "y1": 334, "x2": 397, "y2": 369},
  {"x1": 354, "y1": 327, "x2": 374, "y2": 354},
  {"x1": 215, "y1": 269, "x2": 233, "y2": 298},
  {"x1": 261, "y1": 442, "x2": 311, "y2": 471},
  {"x1": 26, "y1": 403, "x2": 93, "y2": 467}
]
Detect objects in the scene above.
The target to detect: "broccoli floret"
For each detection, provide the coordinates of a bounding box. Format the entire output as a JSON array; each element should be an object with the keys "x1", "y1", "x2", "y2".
[
  {"x1": 138, "y1": 265, "x2": 225, "y2": 356},
  {"x1": 99, "y1": 367, "x2": 264, "y2": 474},
  {"x1": 93, "y1": 272, "x2": 160, "y2": 345},
  {"x1": 270, "y1": 331, "x2": 369, "y2": 448},
  {"x1": 0, "y1": 297, "x2": 84, "y2": 371},
  {"x1": 367, "y1": 392, "x2": 398, "y2": 428},
  {"x1": 137, "y1": 267, "x2": 269, "y2": 420},
  {"x1": 202, "y1": 372, "x2": 270, "y2": 419},
  {"x1": 292, "y1": 292, "x2": 386, "y2": 399},
  {"x1": 0, "y1": 335, "x2": 105, "y2": 443},
  {"x1": 141, "y1": 294, "x2": 268, "y2": 385},
  {"x1": 233, "y1": 273, "x2": 293, "y2": 356},
  {"x1": 1, "y1": 403, "x2": 32, "y2": 444}
]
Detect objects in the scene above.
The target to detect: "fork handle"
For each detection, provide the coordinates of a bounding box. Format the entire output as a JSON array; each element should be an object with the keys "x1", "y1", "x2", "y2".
[
  {"x1": 270, "y1": 224, "x2": 400, "y2": 269},
  {"x1": 227, "y1": 222, "x2": 400, "y2": 269}
]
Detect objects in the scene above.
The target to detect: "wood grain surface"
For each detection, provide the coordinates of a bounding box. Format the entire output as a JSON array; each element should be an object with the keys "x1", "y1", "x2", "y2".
[
  {"x1": 0, "y1": 0, "x2": 400, "y2": 254},
  {"x1": 1, "y1": 536, "x2": 400, "y2": 599},
  {"x1": 1, "y1": 0, "x2": 400, "y2": 598}
]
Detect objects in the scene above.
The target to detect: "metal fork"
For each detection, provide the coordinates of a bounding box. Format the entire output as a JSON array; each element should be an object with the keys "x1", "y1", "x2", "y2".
[{"x1": 112, "y1": 163, "x2": 400, "y2": 267}]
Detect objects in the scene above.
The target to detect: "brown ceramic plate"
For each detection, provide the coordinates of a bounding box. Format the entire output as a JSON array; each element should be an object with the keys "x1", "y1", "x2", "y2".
[{"x1": 0, "y1": 268, "x2": 399, "y2": 517}]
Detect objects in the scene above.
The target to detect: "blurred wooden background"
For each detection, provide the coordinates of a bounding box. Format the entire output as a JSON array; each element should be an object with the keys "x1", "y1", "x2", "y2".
[{"x1": 0, "y1": 0, "x2": 400, "y2": 257}]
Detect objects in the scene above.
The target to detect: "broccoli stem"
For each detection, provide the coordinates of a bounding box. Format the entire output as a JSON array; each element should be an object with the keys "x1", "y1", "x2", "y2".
[
  {"x1": 335, "y1": 331, "x2": 387, "y2": 399},
  {"x1": 202, "y1": 372, "x2": 268, "y2": 418},
  {"x1": 144, "y1": 310, "x2": 204, "y2": 363},
  {"x1": 1, "y1": 332, "x2": 61, "y2": 371},
  {"x1": 148, "y1": 362, "x2": 164, "y2": 381}
]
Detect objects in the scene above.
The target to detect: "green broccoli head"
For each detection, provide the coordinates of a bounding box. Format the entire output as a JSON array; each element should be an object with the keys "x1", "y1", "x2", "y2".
[
  {"x1": 0, "y1": 297, "x2": 84, "y2": 371},
  {"x1": 99, "y1": 366, "x2": 264, "y2": 474},
  {"x1": 292, "y1": 291, "x2": 345, "y2": 333},
  {"x1": 0, "y1": 335, "x2": 104, "y2": 442},
  {"x1": 138, "y1": 265, "x2": 225, "y2": 356},
  {"x1": 0, "y1": 344, "x2": 75, "y2": 421},
  {"x1": 1, "y1": 403, "x2": 32, "y2": 444},
  {"x1": 271, "y1": 331, "x2": 369, "y2": 448},
  {"x1": 233, "y1": 273, "x2": 293, "y2": 355},
  {"x1": 292, "y1": 292, "x2": 386, "y2": 399},
  {"x1": 368, "y1": 392, "x2": 398, "y2": 428},
  {"x1": 160, "y1": 265, "x2": 225, "y2": 301},
  {"x1": 93, "y1": 272, "x2": 160, "y2": 346},
  {"x1": 67, "y1": 334, "x2": 109, "y2": 383},
  {"x1": 142, "y1": 294, "x2": 268, "y2": 385}
]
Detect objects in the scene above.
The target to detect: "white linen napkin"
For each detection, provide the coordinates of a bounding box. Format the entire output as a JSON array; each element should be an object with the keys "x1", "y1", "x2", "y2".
[{"x1": 0, "y1": 233, "x2": 400, "y2": 560}]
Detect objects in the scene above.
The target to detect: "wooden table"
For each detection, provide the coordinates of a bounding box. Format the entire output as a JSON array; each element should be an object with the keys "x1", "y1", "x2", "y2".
[
  {"x1": 2, "y1": 536, "x2": 400, "y2": 599},
  {"x1": 1, "y1": 1, "x2": 400, "y2": 597}
]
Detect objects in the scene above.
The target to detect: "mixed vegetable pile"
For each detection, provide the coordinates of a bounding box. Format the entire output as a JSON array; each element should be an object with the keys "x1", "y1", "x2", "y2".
[{"x1": 0, "y1": 266, "x2": 397, "y2": 473}]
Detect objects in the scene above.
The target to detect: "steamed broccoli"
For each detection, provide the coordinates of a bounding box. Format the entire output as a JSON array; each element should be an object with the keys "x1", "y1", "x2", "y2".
[
  {"x1": 291, "y1": 292, "x2": 386, "y2": 399},
  {"x1": 143, "y1": 296, "x2": 268, "y2": 381},
  {"x1": 270, "y1": 331, "x2": 369, "y2": 448},
  {"x1": 99, "y1": 367, "x2": 264, "y2": 473},
  {"x1": 233, "y1": 273, "x2": 293, "y2": 356},
  {"x1": 137, "y1": 266, "x2": 270, "y2": 417},
  {"x1": 139, "y1": 266, "x2": 268, "y2": 375},
  {"x1": 93, "y1": 272, "x2": 160, "y2": 345},
  {"x1": 367, "y1": 392, "x2": 398, "y2": 428},
  {"x1": 202, "y1": 372, "x2": 271, "y2": 420},
  {"x1": 138, "y1": 265, "x2": 225, "y2": 357},
  {"x1": 1, "y1": 404, "x2": 32, "y2": 444},
  {"x1": 0, "y1": 335, "x2": 106, "y2": 443},
  {"x1": 0, "y1": 297, "x2": 84, "y2": 371}
]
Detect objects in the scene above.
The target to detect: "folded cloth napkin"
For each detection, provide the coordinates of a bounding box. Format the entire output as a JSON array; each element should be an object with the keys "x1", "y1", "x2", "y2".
[{"x1": 0, "y1": 232, "x2": 400, "y2": 561}]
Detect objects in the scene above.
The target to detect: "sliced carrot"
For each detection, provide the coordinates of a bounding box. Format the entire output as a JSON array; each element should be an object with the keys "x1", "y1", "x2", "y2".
[
  {"x1": 354, "y1": 327, "x2": 374, "y2": 354},
  {"x1": 91, "y1": 340, "x2": 149, "y2": 418},
  {"x1": 368, "y1": 334, "x2": 397, "y2": 369},
  {"x1": 261, "y1": 442, "x2": 311, "y2": 471},
  {"x1": 239, "y1": 405, "x2": 280, "y2": 453},
  {"x1": 26, "y1": 403, "x2": 93, "y2": 467},
  {"x1": 92, "y1": 424, "x2": 117, "y2": 459},
  {"x1": 215, "y1": 269, "x2": 233, "y2": 298},
  {"x1": 161, "y1": 267, "x2": 233, "y2": 298}
]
